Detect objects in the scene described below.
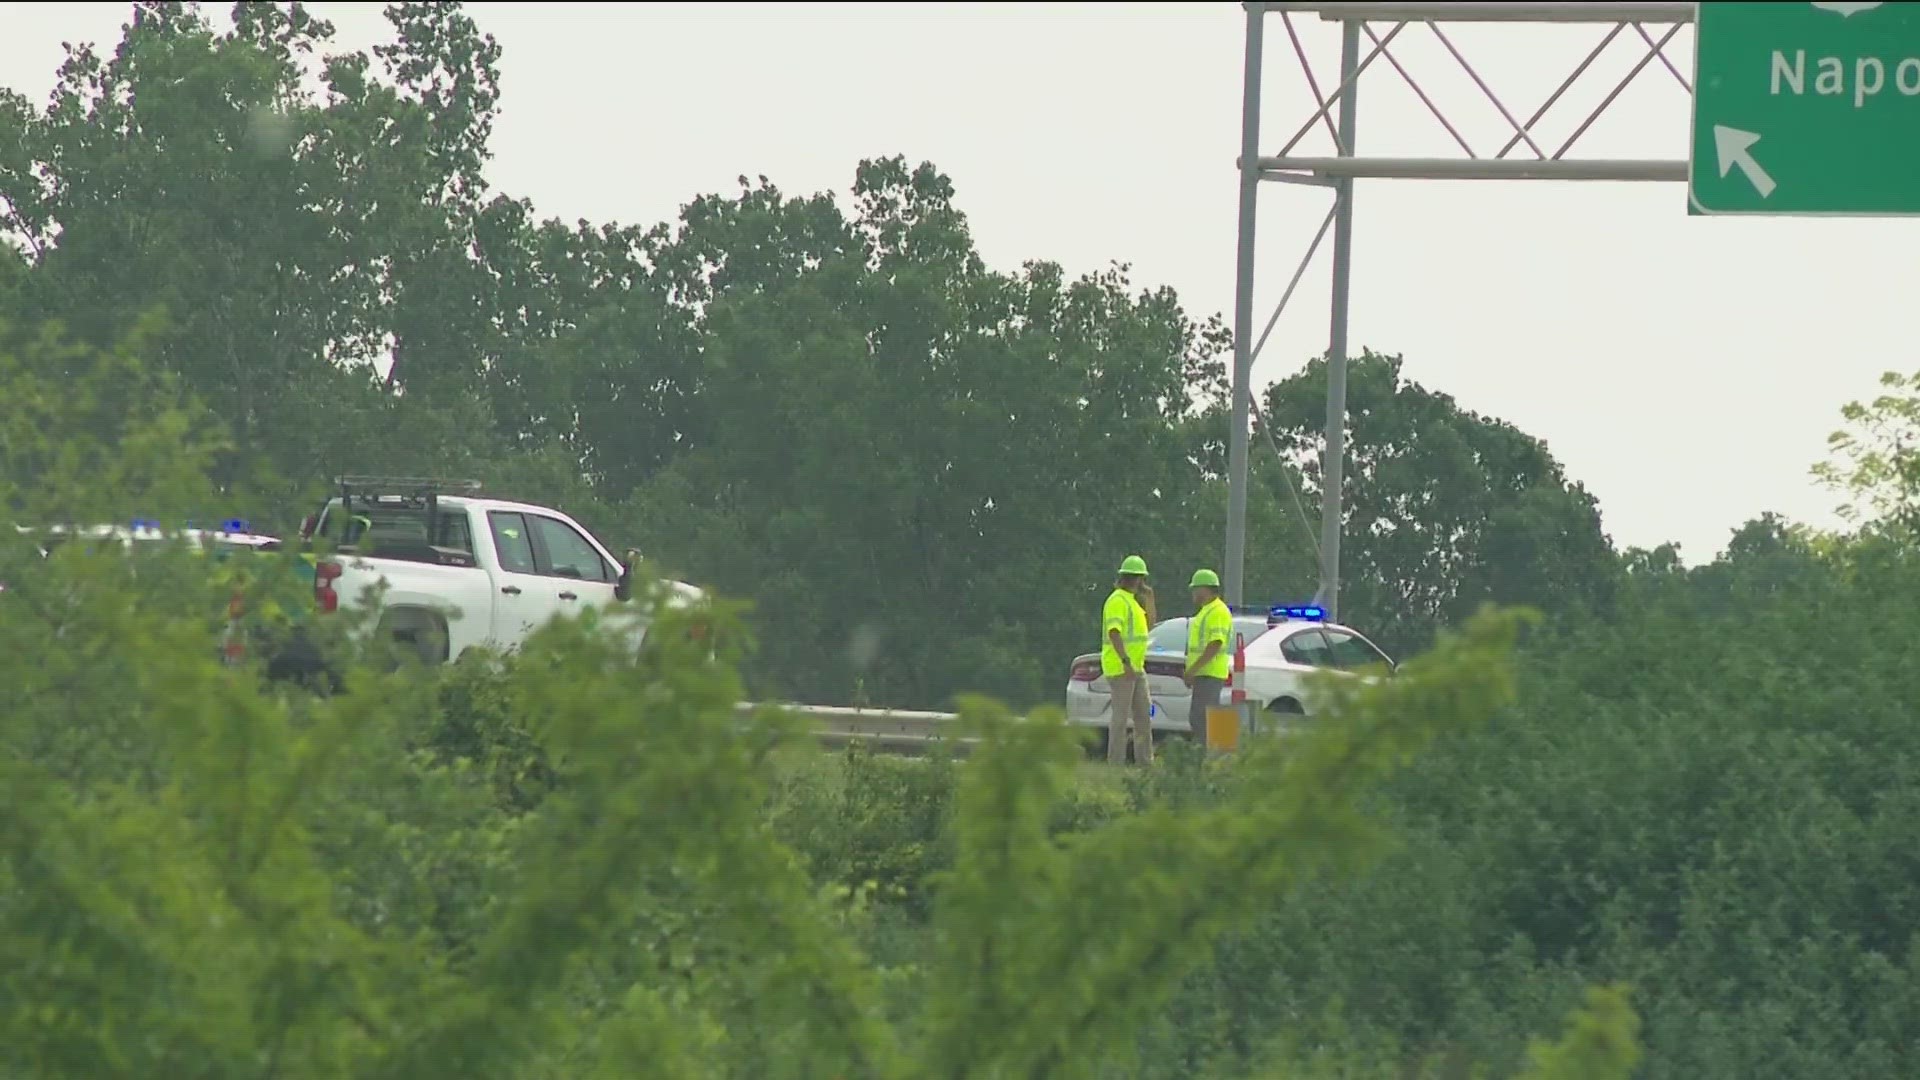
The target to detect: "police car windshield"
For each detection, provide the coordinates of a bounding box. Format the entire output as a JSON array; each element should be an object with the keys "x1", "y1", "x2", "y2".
[
  {"x1": 1146, "y1": 615, "x2": 1270, "y2": 653},
  {"x1": 1146, "y1": 620, "x2": 1188, "y2": 653}
]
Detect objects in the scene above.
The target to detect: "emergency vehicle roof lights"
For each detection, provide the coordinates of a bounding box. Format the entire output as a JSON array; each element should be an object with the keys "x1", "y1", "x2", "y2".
[
  {"x1": 1269, "y1": 604, "x2": 1327, "y2": 623},
  {"x1": 131, "y1": 518, "x2": 251, "y2": 533}
]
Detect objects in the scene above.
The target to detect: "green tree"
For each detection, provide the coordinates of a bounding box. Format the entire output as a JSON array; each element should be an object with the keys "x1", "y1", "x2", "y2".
[
  {"x1": 0, "y1": 244, "x2": 24, "y2": 307},
  {"x1": 625, "y1": 158, "x2": 1245, "y2": 710},
  {"x1": 478, "y1": 211, "x2": 706, "y2": 500},
  {"x1": 2, "y1": 3, "x2": 370, "y2": 479},
  {"x1": 363, "y1": 0, "x2": 507, "y2": 402},
  {"x1": 0, "y1": 318, "x2": 224, "y2": 525},
  {"x1": 1812, "y1": 367, "x2": 1920, "y2": 534},
  {"x1": 1260, "y1": 350, "x2": 1618, "y2": 654},
  {"x1": 0, "y1": 2, "x2": 556, "y2": 493}
]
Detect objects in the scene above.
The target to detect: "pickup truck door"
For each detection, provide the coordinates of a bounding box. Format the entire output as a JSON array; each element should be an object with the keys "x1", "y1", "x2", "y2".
[
  {"x1": 483, "y1": 510, "x2": 560, "y2": 648},
  {"x1": 524, "y1": 512, "x2": 620, "y2": 619}
]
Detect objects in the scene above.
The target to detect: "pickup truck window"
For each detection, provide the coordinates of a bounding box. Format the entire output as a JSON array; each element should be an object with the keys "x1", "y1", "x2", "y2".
[
  {"x1": 488, "y1": 512, "x2": 538, "y2": 574},
  {"x1": 528, "y1": 514, "x2": 610, "y2": 582},
  {"x1": 333, "y1": 504, "x2": 474, "y2": 554}
]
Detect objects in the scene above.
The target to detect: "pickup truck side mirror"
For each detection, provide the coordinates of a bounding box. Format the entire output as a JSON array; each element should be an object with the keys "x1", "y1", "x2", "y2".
[{"x1": 614, "y1": 549, "x2": 638, "y2": 602}]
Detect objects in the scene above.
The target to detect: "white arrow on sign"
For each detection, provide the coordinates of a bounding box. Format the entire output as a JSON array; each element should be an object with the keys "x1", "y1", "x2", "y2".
[{"x1": 1713, "y1": 125, "x2": 1777, "y2": 198}]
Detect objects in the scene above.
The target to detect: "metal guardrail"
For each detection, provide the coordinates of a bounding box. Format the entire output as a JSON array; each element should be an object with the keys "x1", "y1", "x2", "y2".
[
  {"x1": 735, "y1": 700, "x2": 1300, "y2": 758},
  {"x1": 734, "y1": 701, "x2": 975, "y2": 756}
]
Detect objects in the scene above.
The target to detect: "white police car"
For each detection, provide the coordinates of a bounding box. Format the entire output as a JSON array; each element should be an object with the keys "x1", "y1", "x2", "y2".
[
  {"x1": 1235, "y1": 603, "x2": 1396, "y2": 716},
  {"x1": 1063, "y1": 604, "x2": 1305, "y2": 743},
  {"x1": 26, "y1": 518, "x2": 279, "y2": 554}
]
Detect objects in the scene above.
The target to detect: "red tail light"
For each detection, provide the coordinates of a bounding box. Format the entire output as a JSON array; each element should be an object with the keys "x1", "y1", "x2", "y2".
[
  {"x1": 315, "y1": 560, "x2": 342, "y2": 613},
  {"x1": 1069, "y1": 658, "x2": 1101, "y2": 683},
  {"x1": 299, "y1": 514, "x2": 317, "y2": 540}
]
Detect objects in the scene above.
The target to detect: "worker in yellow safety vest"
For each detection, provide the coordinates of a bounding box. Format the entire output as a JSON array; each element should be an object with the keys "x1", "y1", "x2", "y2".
[
  {"x1": 1101, "y1": 554, "x2": 1158, "y2": 766},
  {"x1": 1182, "y1": 568, "x2": 1233, "y2": 742}
]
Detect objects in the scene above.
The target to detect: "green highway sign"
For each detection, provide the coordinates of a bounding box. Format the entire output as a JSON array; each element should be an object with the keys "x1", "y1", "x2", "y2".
[{"x1": 1689, "y1": 1, "x2": 1920, "y2": 216}]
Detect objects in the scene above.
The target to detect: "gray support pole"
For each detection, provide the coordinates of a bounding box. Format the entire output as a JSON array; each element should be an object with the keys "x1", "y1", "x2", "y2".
[
  {"x1": 1225, "y1": 1, "x2": 1266, "y2": 609},
  {"x1": 1317, "y1": 19, "x2": 1360, "y2": 622}
]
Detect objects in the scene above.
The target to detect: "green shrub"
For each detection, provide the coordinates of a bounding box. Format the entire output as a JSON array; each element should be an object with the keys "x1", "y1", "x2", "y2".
[
  {"x1": 1134, "y1": 535, "x2": 1920, "y2": 1080},
  {"x1": 426, "y1": 654, "x2": 555, "y2": 814},
  {"x1": 0, "y1": 327, "x2": 1640, "y2": 1079}
]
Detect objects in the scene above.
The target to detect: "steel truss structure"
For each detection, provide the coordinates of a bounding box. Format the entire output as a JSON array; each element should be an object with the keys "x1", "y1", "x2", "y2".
[{"x1": 1222, "y1": 1, "x2": 1697, "y2": 618}]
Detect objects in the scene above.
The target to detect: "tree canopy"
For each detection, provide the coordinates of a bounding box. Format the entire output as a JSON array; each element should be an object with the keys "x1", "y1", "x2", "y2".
[
  {"x1": 1, "y1": 3, "x2": 1626, "y2": 709},
  {"x1": 1261, "y1": 350, "x2": 1619, "y2": 655}
]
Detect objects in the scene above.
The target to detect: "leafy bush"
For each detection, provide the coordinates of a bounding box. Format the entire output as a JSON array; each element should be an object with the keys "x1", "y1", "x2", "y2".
[
  {"x1": 0, "y1": 330, "x2": 1644, "y2": 1080},
  {"x1": 1, "y1": 533, "x2": 1621, "y2": 1077},
  {"x1": 1108, "y1": 530, "x2": 1920, "y2": 1080},
  {"x1": 426, "y1": 654, "x2": 555, "y2": 814}
]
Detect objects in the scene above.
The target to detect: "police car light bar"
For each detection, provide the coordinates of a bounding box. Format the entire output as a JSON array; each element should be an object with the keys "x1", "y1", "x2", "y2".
[
  {"x1": 131, "y1": 518, "x2": 251, "y2": 534},
  {"x1": 1269, "y1": 604, "x2": 1327, "y2": 623}
]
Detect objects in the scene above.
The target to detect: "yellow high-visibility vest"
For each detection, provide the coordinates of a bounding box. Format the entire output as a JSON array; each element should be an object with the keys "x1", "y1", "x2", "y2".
[
  {"x1": 1100, "y1": 587, "x2": 1149, "y2": 678},
  {"x1": 1186, "y1": 597, "x2": 1232, "y2": 680}
]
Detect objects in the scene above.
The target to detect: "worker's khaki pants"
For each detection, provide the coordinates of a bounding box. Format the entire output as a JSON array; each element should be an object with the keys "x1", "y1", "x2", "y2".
[
  {"x1": 1108, "y1": 671, "x2": 1154, "y2": 765},
  {"x1": 1188, "y1": 676, "x2": 1225, "y2": 743}
]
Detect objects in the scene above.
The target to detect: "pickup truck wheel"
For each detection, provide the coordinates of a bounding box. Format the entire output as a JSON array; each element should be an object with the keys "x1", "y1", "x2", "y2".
[
  {"x1": 1267, "y1": 697, "x2": 1305, "y2": 715},
  {"x1": 378, "y1": 609, "x2": 450, "y2": 667}
]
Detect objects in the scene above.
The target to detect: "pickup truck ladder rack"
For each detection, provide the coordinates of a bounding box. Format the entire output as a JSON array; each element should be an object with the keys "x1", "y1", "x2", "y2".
[{"x1": 334, "y1": 476, "x2": 484, "y2": 500}]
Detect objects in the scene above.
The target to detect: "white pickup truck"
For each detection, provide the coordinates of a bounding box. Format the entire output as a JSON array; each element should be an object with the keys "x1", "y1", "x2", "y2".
[{"x1": 299, "y1": 477, "x2": 701, "y2": 664}]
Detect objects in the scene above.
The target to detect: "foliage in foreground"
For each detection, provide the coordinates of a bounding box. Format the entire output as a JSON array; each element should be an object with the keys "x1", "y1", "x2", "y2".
[
  {"x1": 744, "y1": 513, "x2": 1920, "y2": 1080},
  {"x1": 0, "y1": 502, "x2": 1642, "y2": 1080}
]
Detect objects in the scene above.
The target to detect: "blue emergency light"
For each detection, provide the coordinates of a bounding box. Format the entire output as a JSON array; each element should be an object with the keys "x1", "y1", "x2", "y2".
[
  {"x1": 1269, "y1": 604, "x2": 1327, "y2": 623},
  {"x1": 132, "y1": 517, "x2": 250, "y2": 533}
]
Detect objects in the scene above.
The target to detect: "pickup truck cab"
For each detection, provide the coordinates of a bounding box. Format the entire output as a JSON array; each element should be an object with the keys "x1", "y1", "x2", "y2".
[{"x1": 303, "y1": 477, "x2": 700, "y2": 664}]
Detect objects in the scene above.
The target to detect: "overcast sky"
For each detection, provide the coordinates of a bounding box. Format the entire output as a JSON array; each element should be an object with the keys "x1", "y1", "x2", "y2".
[{"x1": 5, "y1": 1, "x2": 1915, "y2": 562}]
